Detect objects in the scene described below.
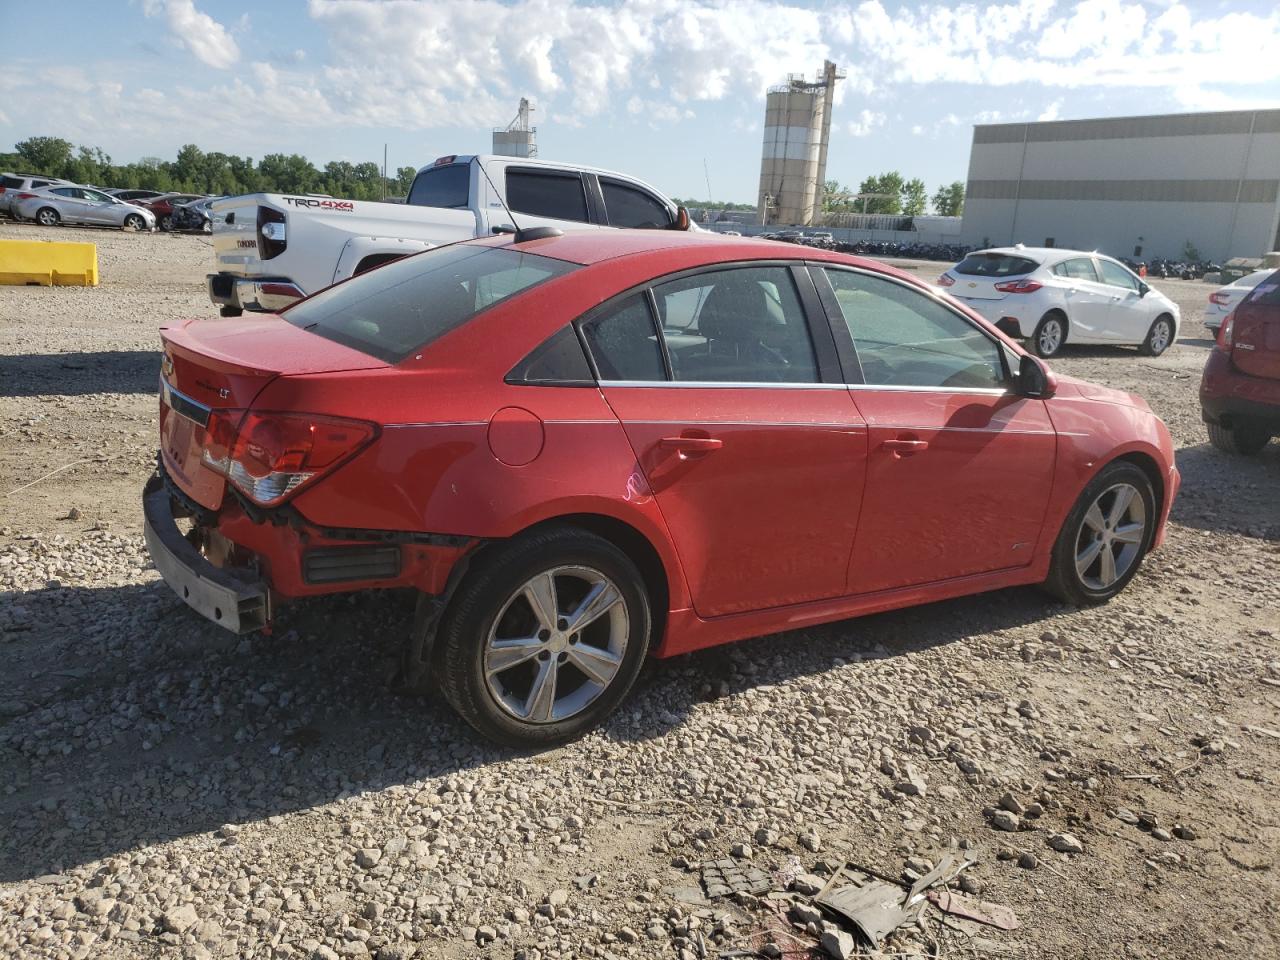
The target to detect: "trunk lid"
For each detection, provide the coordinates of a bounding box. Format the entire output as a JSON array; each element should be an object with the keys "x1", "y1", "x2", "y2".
[
  {"x1": 949, "y1": 251, "x2": 1041, "y2": 301},
  {"x1": 1230, "y1": 271, "x2": 1280, "y2": 381},
  {"x1": 159, "y1": 314, "x2": 386, "y2": 509}
]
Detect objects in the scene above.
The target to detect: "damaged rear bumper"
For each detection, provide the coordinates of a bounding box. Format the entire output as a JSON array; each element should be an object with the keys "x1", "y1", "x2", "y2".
[{"x1": 143, "y1": 475, "x2": 269, "y2": 633}]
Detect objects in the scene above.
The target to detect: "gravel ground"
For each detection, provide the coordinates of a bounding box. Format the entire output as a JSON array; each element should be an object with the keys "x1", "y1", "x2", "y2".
[{"x1": 1, "y1": 223, "x2": 1278, "y2": 960}]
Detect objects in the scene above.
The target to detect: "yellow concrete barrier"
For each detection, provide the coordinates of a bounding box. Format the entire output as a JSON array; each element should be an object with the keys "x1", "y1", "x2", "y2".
[{"x1": 0, "y1": 238, "x2": 99, "y2": 286}]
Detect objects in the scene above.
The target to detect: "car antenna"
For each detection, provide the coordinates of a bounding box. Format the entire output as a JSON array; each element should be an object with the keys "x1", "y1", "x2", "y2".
[{"x1": 474, "y1": 158, "x2": 563, "y2": 244}]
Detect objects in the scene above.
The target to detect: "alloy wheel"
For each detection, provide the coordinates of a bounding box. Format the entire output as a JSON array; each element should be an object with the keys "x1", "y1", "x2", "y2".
[
  {"x1": 1074, "y1": 482, "x2": 1147, "y2": 590},
  {"x1": 1038, "y1": 318, "x2": 1063, "y2": 355},
  {"x1": 1149, "y1": 319, "x2": 1171, "y2": 354},
  {"x1": 483, "y1": 565, "x2": 628, "y2": 724},
  {"x1": 37, "y1": 209, "x2": 58, "y2": 226}
]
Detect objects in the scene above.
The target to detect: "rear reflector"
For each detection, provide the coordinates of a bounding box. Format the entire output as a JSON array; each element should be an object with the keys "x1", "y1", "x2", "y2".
[{"x1": 303, "y1": 546, "x2": 401, "y2": 584}]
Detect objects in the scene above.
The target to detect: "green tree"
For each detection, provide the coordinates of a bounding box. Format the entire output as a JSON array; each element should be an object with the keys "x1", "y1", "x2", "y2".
[
  {"x1": 15, "y1": 136, "x2": 73, "y2": 174},
  {"x1": 822, "y1": 179, "x2": 853, "y2": 212},
  {"x1": 932, "y1": 181, "x2": 965, "y2": 217},
  {"x1": 258, "y1": 153, "x2": 320, "y2": 194},
  {"x1": 856, "y1": 172, "x2": 904, "y2": 214},
  {"x1": 394, "y1": 165, "x2": 417, "y2": 195},
  {"x1": 901, "y1": 177, "x2": 928, "y2": 216}
]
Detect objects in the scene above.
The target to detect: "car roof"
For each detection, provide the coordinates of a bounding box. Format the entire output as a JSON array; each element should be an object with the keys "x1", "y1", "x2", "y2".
[
  {"x1": 480, "y1": 228, "x2": 898, "y2": 274},
  {"x1": 973, "y1": 246, "x2": 1104, "y2": 262}
]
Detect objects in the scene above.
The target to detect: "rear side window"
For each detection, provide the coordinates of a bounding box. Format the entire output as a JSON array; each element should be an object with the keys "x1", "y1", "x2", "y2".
[
  {"x1": 50, "y1": 187, "x2": 76, "y2": 197},
  {"x1": 286, "y1": 246, "x2": 578, "y2": 363},
  {"x1": 408, "y1": 164, "x2": 471, "y2": 209},
  {"x1": 507, "y1": 170, "x2": 589, "y2": 223},
  {"x1": 601, "y1": 179, "x2": 670, "y2": 228},
  {"x1": 581, "y1": 296, "x2": 666, "y2": 380},
  {"x1": 954, "y1": 253, "x2": 1039, "y2": 277},
  {"x1": 1052, "y1": 258, "x2": 1099, "y2": 282}
]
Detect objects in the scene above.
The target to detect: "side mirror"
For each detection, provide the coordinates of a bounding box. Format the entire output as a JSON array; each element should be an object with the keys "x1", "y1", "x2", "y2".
[
  {"x1": 994, "y1": 317, "x2": 1022, "y2": 339},
  {"x1": 1137, "y1": 282, "x2": 1149, "y2": 297},
  {"x1": 670, "y1": 205, "x2": 691, "y2": 231},
  {"x1": 1017, "y1": 354, "x2": 1055, "y2": 399}
]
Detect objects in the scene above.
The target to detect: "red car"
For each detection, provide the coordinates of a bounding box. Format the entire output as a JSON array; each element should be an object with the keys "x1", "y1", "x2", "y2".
[
  {"x1": 142, "y1": 193, "x2": 206, "y2": 231},
  {"x1": 145, "y1": 230, "x2": 1179, "y2": 746},
  {"x1": 1200, "y1": 269, "x2": 1280, "y2": 454}
]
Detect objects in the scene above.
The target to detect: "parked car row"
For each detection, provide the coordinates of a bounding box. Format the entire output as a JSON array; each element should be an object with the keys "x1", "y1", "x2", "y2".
[{"x1": 0, "y1": 172, "x2": 219, "y2": 233}]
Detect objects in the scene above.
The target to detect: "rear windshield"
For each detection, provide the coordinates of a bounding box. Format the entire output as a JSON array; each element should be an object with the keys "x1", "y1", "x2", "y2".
[
  {"x1": 1244, "y1": 269, "x2": 1280, "y2": 306},
  {"x1": 286, "y1": 245, "x2": 578, "y2": 363},
  {"x1": 1, "y1": 176, "x2": 21, "y2": 189},
  {"x1": 954, "y1": 253, "x2": 1040, "y2": 277},
  {"x1": 408, "y1": 163, "x2": 470, "y2": 209}
]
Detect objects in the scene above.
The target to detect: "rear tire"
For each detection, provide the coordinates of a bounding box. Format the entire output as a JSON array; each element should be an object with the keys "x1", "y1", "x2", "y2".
[
  {"x1": 160, "y1": 215, "x2": 172, "y2": 231},
  {"x1": 36, "y1": 207, "x2": 60, "y2": 227},
  {"x1": 1043, "y1": 461, "x2": 1156, "y2": 606},
  {"x1": 1140, "y1": 314, "x2": 1174, "y2": 356},
  {"x1": 1206, "y1": 421, "x2": 1271, "y2": 456},
  {"x1": 1032, "y1": 312, "x2": 1066, "y2": 358},
  {"x1": 432, "y1": 527, "x2": 652, "y2": 748},
  {"x1": 218, "y1": 306, "x2": 243, "y2": 318}
]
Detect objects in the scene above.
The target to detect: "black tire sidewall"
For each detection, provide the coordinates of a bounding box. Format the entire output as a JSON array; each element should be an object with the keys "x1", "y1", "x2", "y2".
[
  {"x1": 1033, "y1": 313, "x2": 1065, "y2": 358},
  {"x1": 38, "y1": 208, "x2": 59, "y2": 226},
  {"x1": 1143, "y1": 315, "x2": 1173, "y2": 356},
  {"x1": 436, "y1": 529, "x2": 652, "y2": 748},
  {"x1": 1050, "y1": 462, "x2": 1156, "y2": 604}
]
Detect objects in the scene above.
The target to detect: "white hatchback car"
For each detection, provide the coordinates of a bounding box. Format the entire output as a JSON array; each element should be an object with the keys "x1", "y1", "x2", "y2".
[
  {"x1": 939, "y1": 246, "x2": 1180, "y2": 358},
  {"x1": 1202, "y1": 269, "x2": 1274, "y2": 331}
]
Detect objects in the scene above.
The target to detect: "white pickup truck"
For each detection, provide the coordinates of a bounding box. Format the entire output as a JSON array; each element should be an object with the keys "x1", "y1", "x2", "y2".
[{"x1": 207, "y1": 154, "x2": 689, "y2": 315}]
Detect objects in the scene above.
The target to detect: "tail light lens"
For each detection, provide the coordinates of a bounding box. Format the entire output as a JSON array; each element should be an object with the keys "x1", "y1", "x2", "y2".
[
  {"x1": 257, "y1": 206, "x2": 287, "y2": 260},
  {"x1": 937, "y1": 274, "x2": 955, "y2": 287},
  {"x1": 201, "y1": 410, "x2": 376, "y2": 505},
  {"x1": 15, "y1": 192, "x2": 36, "y2": 201},
  {"x1": 1216, "y1": 312, "x2": 1234, "y2": 352},
  {"x1": 994, "y1": 279, "x2": 1043, "y2": 294},
  {"x1": 1208, "y1": 292, "x2": 1231, "y2": 306}
]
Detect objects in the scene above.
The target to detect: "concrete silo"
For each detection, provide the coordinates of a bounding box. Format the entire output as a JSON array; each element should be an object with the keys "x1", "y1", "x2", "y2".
[
  {"x1": 493, "y1": 98, "x2": 537, "y2": 158},
  {"x1": 758, "y1": 61, "x2": 843, "y2": 226}
]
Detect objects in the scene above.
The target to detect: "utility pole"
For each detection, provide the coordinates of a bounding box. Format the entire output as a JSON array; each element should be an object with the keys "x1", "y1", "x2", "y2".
[
  {"x1": 703, "y1": 159, "x2": 713, "y2": 206},
  {"x1": 383, "y1": 143, "x2": 388, "y2": 198}
]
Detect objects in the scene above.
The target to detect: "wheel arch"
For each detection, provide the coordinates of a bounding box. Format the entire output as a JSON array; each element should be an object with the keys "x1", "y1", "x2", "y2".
[{"x1": 1112, "y1": 450, "x2": 1165, "y2": 517}]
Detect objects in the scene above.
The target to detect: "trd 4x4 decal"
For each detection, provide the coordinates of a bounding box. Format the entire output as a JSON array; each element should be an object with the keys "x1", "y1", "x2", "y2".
[{"x1": 282, "y1": 197, "x2": 355, "y2": 211}]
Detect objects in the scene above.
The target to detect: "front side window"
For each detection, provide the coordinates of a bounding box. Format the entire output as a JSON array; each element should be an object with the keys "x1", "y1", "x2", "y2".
[
  {"x1": 601, "y1": 179, "x2": 671, "y2": 228},
  {"x1": 1097, "y1": 258, "x2": 1139, "y2": 292},
  {"x1": 286, "y1": 245, "x2": 577, "y2": 363},
  {"x1": 580, "y1": 295, "x2": 666, "y2": 381},
  {"x1": 408, "y1": 163, "x2": 471, "y2": 209},
  {"x1": 506, "y1": 170, "x2": 589, "y2": 223},
  {"x1": 823, "y1": 269, "x2": 1006, "y2": 389},
  {"x1": 1053, "y1": 258, "x2": 1099, "y2": 282},
  {"x1": 652, "y1": 267, "x2": 820, "y2": 383}
]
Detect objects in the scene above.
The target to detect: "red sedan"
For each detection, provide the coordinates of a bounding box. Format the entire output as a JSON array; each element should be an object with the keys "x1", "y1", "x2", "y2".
[{"x1": 146, "y1": 229, "x2": 1179, "y2": 746}]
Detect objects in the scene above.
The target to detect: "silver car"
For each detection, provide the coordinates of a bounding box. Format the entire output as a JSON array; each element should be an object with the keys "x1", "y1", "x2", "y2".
[
  {"x1": 0, "y1": 172, "x2": 71, "y2": 216},
  {"x1": 14, "y1": 185, "x2": 156, "y2": 231}
]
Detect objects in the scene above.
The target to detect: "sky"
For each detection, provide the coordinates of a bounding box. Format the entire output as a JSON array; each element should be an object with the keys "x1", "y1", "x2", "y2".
[{"x1": 2, "y1": 0, "x2": 1279, "y2": 202}]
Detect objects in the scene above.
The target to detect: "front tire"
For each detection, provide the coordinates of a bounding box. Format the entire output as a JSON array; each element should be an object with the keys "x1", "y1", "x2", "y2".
[
  {"x1": 123, "y1": 214, "x2": 146, "y2": 231},
  {"x1": 1140, "y1": 314, "x2": 1174, "y2": 356},
  {"x1": 159, "y1": 215, "x2": 172, "y2": 231},
  {"x1": 432, "y1": 527, "x2": 652, "y2": 748},
  {"x1": 36, "y1": 207, "x2": 60, "y2": 227},
  {"x1": 1032, "y1": 312, "x2": 1066, "y2": 358},
  {"x1": 1043, "y1": 461, "x2": 1155, "y2": 606},
  {"x1": 1206, "y1": 421, "x2": 1271, "y2": 456}
]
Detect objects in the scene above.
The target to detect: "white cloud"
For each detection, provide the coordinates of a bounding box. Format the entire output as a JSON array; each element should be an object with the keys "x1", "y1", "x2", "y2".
[
  {"x1": 847, "y1": 110, "x2": 886, "y2": 137},
  {"x1": 1038, "y1": 100, "x2": 1062, "y2": 121},
  {"x1": 143, "y1": 0, "x2": 240, "y2": 69}
]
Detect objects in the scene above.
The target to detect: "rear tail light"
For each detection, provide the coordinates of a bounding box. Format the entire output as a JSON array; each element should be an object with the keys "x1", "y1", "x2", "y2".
[
  {"x1": 1208, "y1": 292, "x2": 1231, "y2": 306},
  {"x1": 201, "y1": 410, "x2": 376, "y2": 505},
  {"x1": 257, "y1": 206, "x2": 287, "y2": 260},
  {"x1": 937, "y1": 274, "x2": 955, "y2": 287},
  {"x1": 994, "y1": 279, "x2": 1043, "y2": 293},
  {"x1": 15, "y1": 192, "x2": 36, "y2": 201},
  {"x1": 1216, "y1": 312, "x2": 1234, "y2": 352}
]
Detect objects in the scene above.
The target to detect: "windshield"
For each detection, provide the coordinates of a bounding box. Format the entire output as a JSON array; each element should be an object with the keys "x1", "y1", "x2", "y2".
[{"x1": 286, "y1": 245, "x2": 578, "y2": 363}]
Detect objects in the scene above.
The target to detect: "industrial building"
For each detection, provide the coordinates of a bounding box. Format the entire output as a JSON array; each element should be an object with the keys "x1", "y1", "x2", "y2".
[
  {"x1": 757, "y1": 62, "x2": 843, "y2": 227},
  {"x1": 960, "y1": 108, "x2": 1280, "y2": 262},
  {"x1": 492, "y1": 98, "x2": 537, "y2": 158}
]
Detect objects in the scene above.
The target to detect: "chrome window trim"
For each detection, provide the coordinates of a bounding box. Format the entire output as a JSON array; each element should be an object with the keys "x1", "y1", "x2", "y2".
[{"x1": 598, "y1": 379, "x2": 1011, "y2": 396}]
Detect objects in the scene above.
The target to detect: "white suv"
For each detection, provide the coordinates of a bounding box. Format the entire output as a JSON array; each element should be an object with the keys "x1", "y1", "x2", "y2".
[{"x1": 939, "y1": 246, "x2": 1180, "y2": 358}]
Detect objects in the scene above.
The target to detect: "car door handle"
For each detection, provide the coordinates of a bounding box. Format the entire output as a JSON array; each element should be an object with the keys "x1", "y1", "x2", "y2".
[
  {"x1": 659, "y1": 436, "x2": 723, "y2": 457},
  {"x1": 882, "y1": 438, "x2": 929, "y2": 455}
]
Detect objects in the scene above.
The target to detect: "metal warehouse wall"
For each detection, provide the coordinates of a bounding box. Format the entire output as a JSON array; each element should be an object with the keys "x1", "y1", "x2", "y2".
[{"x1": 960, "y1": 109, "x2": 1280, "y2": 261}]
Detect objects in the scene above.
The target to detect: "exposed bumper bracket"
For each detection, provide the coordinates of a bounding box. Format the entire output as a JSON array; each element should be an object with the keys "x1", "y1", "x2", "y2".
[{"x1": 143, "y1": 476, "x2": 269, "y2": 633}]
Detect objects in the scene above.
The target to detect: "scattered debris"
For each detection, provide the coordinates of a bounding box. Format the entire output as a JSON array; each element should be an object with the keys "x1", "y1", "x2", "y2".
[
  {"x1": 927, "y1": 890, "x2": 1020, "y2": 930},
  {"x1": 701, "y1": 859, "x2": 772, "y2": 899},
  {"x1": 1243, "y1": 724, "x2": 1280, "y2": 741},
  {"x1": 1049, "y1": 833, "x2": 1085, "y2": 854}
]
